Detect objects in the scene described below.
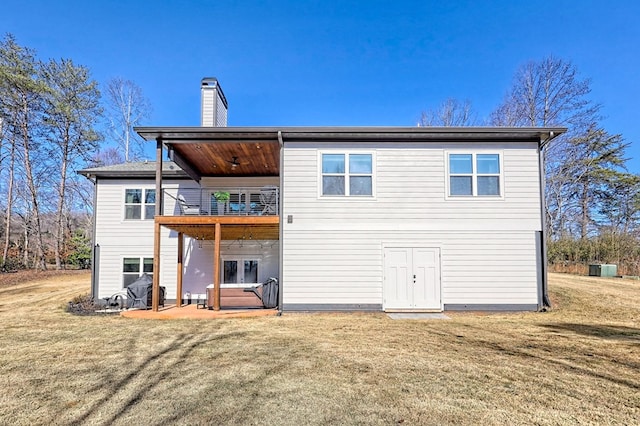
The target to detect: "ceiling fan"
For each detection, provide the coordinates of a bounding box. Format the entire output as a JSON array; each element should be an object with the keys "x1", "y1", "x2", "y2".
[{"x1": 226, "y1": 156, "x2": 249, "y2": 169}]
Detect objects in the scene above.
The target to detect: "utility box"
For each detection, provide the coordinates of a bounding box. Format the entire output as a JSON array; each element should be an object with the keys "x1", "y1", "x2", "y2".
[{"x1": 588, "y1": 264, "x2": 617, "y2": 277}]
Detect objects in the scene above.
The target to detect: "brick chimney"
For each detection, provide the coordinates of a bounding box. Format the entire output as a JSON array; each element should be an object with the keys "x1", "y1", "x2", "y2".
[{"x1": 201, "y1": 78, "x2": 228, "y2": 127}]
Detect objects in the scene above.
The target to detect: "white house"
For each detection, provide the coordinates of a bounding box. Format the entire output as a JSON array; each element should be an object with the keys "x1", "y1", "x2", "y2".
[{"x1": 80, "y1": 79, "x2": 565, "y2": 312}]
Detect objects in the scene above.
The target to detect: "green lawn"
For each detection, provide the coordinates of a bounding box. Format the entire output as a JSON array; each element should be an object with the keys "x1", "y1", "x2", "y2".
[{"x1": 0, "y1": 271, "x2": 638, "y2": 425}]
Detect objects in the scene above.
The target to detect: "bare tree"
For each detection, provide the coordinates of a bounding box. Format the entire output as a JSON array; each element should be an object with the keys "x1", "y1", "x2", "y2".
[
  {"x1": 491, "y1": 56, "x2": 601, "y2": 239},
  {"x1": 0, "y1": 34, "x2": 48, "y2": 270},
  {"x1": 490, "y1": 56, "x2": 599, "y2": 128},
  {"x1": 90, "y1": 146, "x2": 124, "y2": 167},
  {"x1": 419, "y1": 98, "x2": 477, "y2": 126},
  {"x1": 105, "y1": 77, "x2": 151, "y2": 162},
  {"x1": 42, "y1": 58, "x2": 102, "y2": 269}
]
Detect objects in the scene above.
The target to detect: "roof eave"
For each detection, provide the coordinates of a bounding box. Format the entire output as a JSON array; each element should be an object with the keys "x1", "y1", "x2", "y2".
[{"x1": 135, "y1": 126, "x2": 567, "y2": 144}]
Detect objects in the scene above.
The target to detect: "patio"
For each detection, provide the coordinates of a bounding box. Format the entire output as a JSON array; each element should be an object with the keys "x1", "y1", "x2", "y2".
[{"x1": 120, "y1": 304, "x2": 279, "y2": 319}]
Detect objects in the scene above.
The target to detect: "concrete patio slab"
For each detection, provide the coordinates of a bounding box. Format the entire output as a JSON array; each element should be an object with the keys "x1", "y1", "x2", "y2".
[{"x1": 387, "y1": 313, "x2": 450, "y2": 320}]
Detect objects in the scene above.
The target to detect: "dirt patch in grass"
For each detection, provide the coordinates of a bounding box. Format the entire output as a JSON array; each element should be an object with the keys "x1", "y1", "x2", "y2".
[{"x1": 0, "y1": 272, "x2": 638, "y2": 425}]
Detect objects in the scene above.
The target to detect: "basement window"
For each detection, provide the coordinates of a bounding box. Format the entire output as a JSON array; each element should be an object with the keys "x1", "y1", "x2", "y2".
[{"x1": 123, "y1": 257, "x2": 153, "y2": 288}]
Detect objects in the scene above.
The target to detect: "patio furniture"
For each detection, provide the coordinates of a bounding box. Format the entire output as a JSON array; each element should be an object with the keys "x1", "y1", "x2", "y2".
[
  {"x1": 126, "y1": 274, "x2": 165, "y2": 309},
  {"x1": 259, "y1": 186, "x2": 278, "y2": 215},
  {"x1": 177, "y1": 194, "x2": 203, "y2": 215},
  {"x1": 196, "y1": 293, "x2": 207, "y2": 309},
  {"x1": 243, "y1": 277, "x2": 279, "y2": 308},
  {"x1": 104, "y1": 291, "x2": 127, "y2": 310}
]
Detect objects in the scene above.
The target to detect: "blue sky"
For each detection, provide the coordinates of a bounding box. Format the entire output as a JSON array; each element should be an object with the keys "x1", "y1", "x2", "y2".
[{"x1": 2, "y1": 1, "x2": 638, "y2": 172}]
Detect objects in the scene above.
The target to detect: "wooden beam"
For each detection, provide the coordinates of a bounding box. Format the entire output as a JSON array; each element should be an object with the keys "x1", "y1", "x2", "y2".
[
  {"x1": 168, "y1": 147, "x2": 202, "y2": 182},
  {"x1": 152, "y1": 220, "x2": 161, "y2": 311},
  {"x1": 213, "y1": 222, "x2": 221, "y2": 311},
  {"x1": 155, "y1": 215, "x2": 279, "y2": 226},
  {"x1": 177, "y1": 232, "x2": 183, "y2": 308}
]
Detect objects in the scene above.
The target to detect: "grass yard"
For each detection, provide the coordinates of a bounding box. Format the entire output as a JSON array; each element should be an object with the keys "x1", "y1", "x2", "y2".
[{"x1": 0, "y1": 272, "x2": 638, "y2": 425}]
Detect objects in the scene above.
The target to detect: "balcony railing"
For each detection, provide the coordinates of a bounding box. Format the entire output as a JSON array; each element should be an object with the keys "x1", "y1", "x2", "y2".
[{"x1": 164, "y1": 186, "x2": 279, "y2": 216}]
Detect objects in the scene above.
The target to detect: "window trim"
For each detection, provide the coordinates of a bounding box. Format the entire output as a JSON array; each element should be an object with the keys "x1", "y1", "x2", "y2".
[
  {"x1": 122, "y1": 256, "x2": 154, "y2": 288},
  {"x1": 445, "y1": 151, "x2": 504, "y2": 199},
  {"x1": 318, "y1": 151, "x2": 376, "y2": 198},
  {"x1": 123, "y1": 188, "x2": 156, "y2": 220}
]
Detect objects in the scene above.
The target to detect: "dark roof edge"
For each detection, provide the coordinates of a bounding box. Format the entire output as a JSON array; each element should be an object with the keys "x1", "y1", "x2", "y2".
[
  {"x1": 78, "y1": 171, "x2": 189, "y2": 179},
  {"x1": 76, "y1": 161, "x2": 188, "y2": 178},
  {"x1": 135, "y1": 126, "x2": 567, "y2": 143}
]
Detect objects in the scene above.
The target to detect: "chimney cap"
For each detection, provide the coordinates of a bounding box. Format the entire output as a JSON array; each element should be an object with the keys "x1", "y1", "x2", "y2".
[
  {"x1": 201, "y1": 77, "x2": 220, "y2": 86},
  {"x1": 201, "y1": 77, "x2": 227, "y2": 109}
]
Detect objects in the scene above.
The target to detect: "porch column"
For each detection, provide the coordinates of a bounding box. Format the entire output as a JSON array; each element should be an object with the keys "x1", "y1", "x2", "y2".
[
  {"x1": 155, "y1": 137, "x2": 163, "y2": 216},
  {"x1": 213, "y1": 222, "x2": 221, "y2": 311},
  {"x1": 177, "y1": 232, "x2": 183, "y2": 308},
  {"x1": 152, "y1": 220, "x2": 161, "y2": 311},
  {"x1": 152, "y1": 137, "x2": 163, "y2": 312}
]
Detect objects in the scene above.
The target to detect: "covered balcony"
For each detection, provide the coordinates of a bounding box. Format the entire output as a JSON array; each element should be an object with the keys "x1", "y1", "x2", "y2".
[
  {"x1": 166, "y1": 186, "x2": 279, "y2": 216},
  {"x1": 135, "y1": 127, "x2": 284, "y2": 312}
]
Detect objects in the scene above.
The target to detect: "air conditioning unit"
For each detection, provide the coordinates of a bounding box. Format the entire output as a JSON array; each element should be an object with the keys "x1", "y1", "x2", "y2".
[{"x1": 588, "y1": 264, "x2": 617, "y2": 277}]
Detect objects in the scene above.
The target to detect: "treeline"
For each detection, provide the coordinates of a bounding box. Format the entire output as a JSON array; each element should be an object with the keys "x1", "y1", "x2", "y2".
[
  {"x1": 0, "y1": 34, "x2": 151, "y2": 270},
  {"x1": 0, "y1": 35, "x2": 101, "y2": 270},
  {"x1": 421, "y1": 57, "x2": 640, "y2": 275},
  {"x1": 2, "y1": 33, "x2": 638, "y2": 274}
]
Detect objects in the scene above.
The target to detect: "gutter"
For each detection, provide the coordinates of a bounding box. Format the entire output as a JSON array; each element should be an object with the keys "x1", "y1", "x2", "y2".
[{"x1": 277, "y1": 130, "x2": 284, "y2": 315}]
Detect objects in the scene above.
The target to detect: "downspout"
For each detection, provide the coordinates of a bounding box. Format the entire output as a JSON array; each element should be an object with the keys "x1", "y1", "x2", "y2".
[
  {"x1": 538, "y1": 132, "x2": 554, "y2": 309},
  {"x1": 90, "y1": 175, "x2": 98, "y2": 301},
  {"x1": 278, "y1": 130, "x2": 284, "y2": 315}
]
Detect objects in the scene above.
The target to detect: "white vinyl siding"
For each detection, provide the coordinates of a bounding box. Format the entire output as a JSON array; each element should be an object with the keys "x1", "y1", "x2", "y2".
[
  {"x1": 283, "y1": 230, "x2": 538, "y2": 306},
  {"x1": 283, "y1": 141, "x2": 542, "y2": 308},
  {"x1": 94, "y1": 176, "x2": 279, "y2": 300}
]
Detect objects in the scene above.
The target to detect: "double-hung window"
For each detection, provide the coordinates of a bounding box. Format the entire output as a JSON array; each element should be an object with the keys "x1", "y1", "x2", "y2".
[
  {"x1": 321, "y1": 153, "x2": 373, "y2": 196},
  {"x1": 123, "y1": 257, "x2": 153, "y2": 287},
  {"x1": 124, "y1": 189, "x2": 156, "y2": 219},
  {"x1": 448, "y1": 153, "x2": 501, "y2": 197}
]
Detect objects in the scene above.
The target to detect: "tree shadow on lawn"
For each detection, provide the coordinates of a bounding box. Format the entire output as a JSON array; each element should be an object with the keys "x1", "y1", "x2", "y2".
[
  {"x1": 454, "y1": 323, "x2": 640, "y2": 392},
  {"x1": 67, "y1": 330, "x2": 249, "y2": 425},
  {"x1": 539, "y1": 323, "x2": 640, "y2": 343}
]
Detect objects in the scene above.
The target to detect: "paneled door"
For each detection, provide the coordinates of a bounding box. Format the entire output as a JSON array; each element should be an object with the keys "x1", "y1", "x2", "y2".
[{"x1": 384, "y1": 247, "x2": 441, "y2": 310}]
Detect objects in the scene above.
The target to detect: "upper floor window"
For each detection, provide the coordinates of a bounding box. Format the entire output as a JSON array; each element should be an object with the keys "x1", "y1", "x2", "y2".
[
  {"x1": 321, "y1": 153, "x2": 373, "y2": 196},
  {"x1": 125, "y1": 189, "x2": 156, "y2": 220},
  {"x1": 448, "y1": 153, "x2": 501, "y2": 197}
]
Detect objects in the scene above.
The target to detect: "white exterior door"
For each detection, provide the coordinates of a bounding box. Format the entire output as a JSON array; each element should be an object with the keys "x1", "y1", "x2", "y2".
[{"x1": 384, "y1": 247, "x2": 441, "y2": 310}]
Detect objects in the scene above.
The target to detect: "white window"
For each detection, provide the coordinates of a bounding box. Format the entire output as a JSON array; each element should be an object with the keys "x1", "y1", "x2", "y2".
[
  {"x1": 124, "y1": 189, "x2": 156, "y2": 219},
  {"x1": 448, "y1": 153, "x2": 501, "y2": 197},
  {"x1": 321, "y1": 152, "x2": 373, "y2": 196},
  {"x1": 222, "y1": 258, "x2": 260, "y2": 285},
  {"x1": 123, "y1": 257, "x2": 153, "y2": 288}
]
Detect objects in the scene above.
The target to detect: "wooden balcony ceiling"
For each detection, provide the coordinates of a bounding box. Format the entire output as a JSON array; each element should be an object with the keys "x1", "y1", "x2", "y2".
[
  {"x1": 157, "y1": 216, "x2": 280, "y2": 241},
  {"x1": 172, "y1": 141, "x2": 279, "y2": 177}
]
